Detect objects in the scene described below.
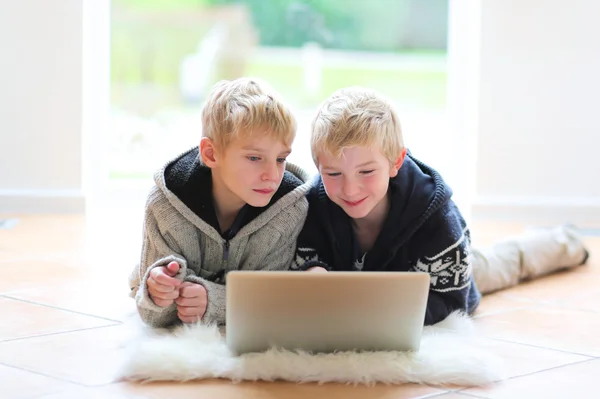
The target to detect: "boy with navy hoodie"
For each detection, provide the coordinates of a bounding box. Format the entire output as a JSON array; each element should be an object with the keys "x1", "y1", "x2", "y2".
[{"x1": 293, "y1": 87, "x2": 589, "y2": 325}]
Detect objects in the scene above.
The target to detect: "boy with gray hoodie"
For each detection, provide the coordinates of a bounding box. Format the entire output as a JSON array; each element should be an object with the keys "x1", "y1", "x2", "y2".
[{"x1": 129, "y1": 78, "x2": 311, "y2": 328}]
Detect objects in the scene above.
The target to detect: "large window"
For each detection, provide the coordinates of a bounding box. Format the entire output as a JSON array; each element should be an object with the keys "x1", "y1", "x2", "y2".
[{"x1": 109, "y1": 0, "x2": 449, "y2": 180}]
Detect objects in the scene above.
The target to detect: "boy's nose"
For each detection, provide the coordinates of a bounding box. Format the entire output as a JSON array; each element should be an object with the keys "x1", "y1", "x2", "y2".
[
  {"x1": 341, "y1": 179, "x2": 360, "y2": 197},
  {"x1": 261, "y1": 162, "x2": 279, "y2": 182}
]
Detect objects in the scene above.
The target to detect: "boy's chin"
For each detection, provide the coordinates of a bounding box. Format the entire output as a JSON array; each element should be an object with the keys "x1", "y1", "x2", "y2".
[
  {"x1": 245, "y1": 194, "x2": 274, "y2": 208},
  {"x1": 339, "y1": 204, "x2": 373, "y2": 219}
]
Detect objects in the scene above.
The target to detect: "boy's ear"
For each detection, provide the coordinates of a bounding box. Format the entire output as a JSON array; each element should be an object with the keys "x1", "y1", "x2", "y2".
[
  {"x1": 200, "y1": 137, "x2": 218, "y2": 168},
  {"x1": 389, "y1": 148, "x2": 407, "y2": 177}
]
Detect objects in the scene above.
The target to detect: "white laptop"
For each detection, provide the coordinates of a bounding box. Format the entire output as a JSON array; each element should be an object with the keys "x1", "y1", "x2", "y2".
[{"x1": 225, "y1": 271, "x2": 430, "y2": 355}]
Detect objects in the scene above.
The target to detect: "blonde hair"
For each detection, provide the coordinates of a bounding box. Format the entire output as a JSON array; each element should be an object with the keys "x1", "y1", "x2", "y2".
[
  {"x1": 310, "y1": 87, "x2": 404, "y2": 165},
  {"x1": 201, "y1": 77, "x2": 296, "y2": 149}
]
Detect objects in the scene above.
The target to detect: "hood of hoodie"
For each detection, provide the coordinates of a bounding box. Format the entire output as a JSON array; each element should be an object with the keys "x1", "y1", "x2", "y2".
[
  {"x1": 153, "y1": 146, "x2": 312, "y2": 237},
  {"x1": 310, "y1": 153, "x2": 453, "y2": 269}
]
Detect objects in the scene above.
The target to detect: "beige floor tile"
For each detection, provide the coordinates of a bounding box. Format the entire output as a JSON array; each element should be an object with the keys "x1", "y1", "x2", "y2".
[
  {"x1": 5, "y1": 281, "x2": 136, "y2": 322},
  {"x1": 431, "y1": 336, "x2": 590, "y2": 393},
  {"x1": 0, "y1": 296, "x2": 116, "y2": 341},
  {"x1": 97, "y1": 380, "x2": 446, "y2": 399},
  {"x1": 463, "y1": 358, "x2": 600, "y2": 398},
  {"x1": 461, "y1": 337, "x2": 590, "y2": 381},
  {"x1": 0, "y1": 323, "x2": 133, "y2": 386},
  {"x1": 0, "y1": 259, "x2": 89, "y2": 294},
  {"x1": 0, "y1": 363, "x2": 79, "y2": 399},
  {"x1": 0, "y1": 215, "x2": 86, "y2": 260},
  {"x1": 495, "y1": 266, "x2": 600, "y2": 303},
  {"x1": 472, "y1": 292, "x2": 535, "y2": 318},
  {"x1": 0, "y1": 254, "x2": 136, "y2": 321},
  {"x1": 468, "y1": 222, "x2": 527, "y2": 248},
  {"x1": 559, "y1": 289, "x2": 600, "y2": 313},
  {"x1": 474, "y1": 306, "x2": 600, "y2": 356}
]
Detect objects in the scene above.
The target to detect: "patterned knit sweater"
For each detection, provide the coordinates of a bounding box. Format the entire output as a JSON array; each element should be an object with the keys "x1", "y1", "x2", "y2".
[
  {"x1": 293, "y1": 154, "x2": 482, "y2": 325},
  {"x1": 129, "y1": 146, "x2": 312, "y2": 328}
]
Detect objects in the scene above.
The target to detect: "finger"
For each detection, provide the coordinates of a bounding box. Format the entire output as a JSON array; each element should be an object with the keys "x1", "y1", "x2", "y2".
[
  {"x1": 149, "y1": 287, "x2": 179, "y2": 300},
  {"x1": 152, "y1": 297, "x2": 173, "y2": 308},
  {"x1": 151, "y1": 268, "x2": 181, "y2": 287},
  {"x1": 178, "y1": 281, "x2": 194, "y2": 290},
  {"x1": 165, "y1": 261, "x2": 180, "y2": 277},
  {"x1": 180, "y1": 283, "x2": 207, "y2": 298},
  {"x1": 148, "y1": 277, "x2": 177, "y2": 293},
  {"x1": 176, "y1": 305, "x2": 204, "y2": 317},
  {"x1": 175, "y1": 296, "x2": 206, "y2": 307}
]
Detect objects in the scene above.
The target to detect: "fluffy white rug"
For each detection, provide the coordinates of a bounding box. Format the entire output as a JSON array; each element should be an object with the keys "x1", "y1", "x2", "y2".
[{"x1": 118, "y1": 311, "x2": 504, "y2": 386}]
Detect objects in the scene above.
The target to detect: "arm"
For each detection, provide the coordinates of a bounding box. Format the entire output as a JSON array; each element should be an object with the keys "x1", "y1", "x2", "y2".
[
  {"x1": 410, "y1": 201, "x2": 478, "y2": 325},
  {"x1": 129, "y1": 205, "x2": 188, "y2": 328}
]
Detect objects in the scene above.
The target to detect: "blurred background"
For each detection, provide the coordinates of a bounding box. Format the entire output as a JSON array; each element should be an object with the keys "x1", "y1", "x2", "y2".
[
  {"x1": 108, "y1": 0, "x2": 449, "y2": 179},
  {"x1": 3, "y1": 0, "x2": 599, "y2": 226}
]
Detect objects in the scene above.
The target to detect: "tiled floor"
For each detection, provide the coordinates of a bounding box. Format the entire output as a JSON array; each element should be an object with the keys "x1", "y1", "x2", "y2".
[{"x1": 1, "y1": 210, "x2": 598, "y2": 399}]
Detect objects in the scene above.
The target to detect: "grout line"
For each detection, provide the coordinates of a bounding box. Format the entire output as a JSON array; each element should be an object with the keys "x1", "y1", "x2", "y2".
[
  {"x1": 414, "y1": 391, "x2": 453, "y2": 399},
  {"x1": 455, "y1": 394, "x2": 489, "y2": 399},
  {"x1": 454, "y1": 357, "x2": 600, "y2": 394},
  {"x1": 0, "y1": 361, "x2": 90, "y2": 387},
  {"x1": 0, "y1": 323, "x2": 122, "y2": 344},
  {"x1": 473, "y1": 303, "x2": 600, "y2": 320},
  {"x1": 484, "y1": 336, "x2": 598, "y2": 358},
  {"x1": 476, "y1": 293, "x2": 600, "y2": 316},
  {"x1": 1, "y1": 295, "x2": 124, "y2": 323},
  {"x1": 419, "y1": 390, "x2": 488, "y2": 399}
]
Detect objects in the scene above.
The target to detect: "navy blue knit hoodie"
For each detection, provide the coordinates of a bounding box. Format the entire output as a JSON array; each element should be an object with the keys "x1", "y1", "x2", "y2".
[{"x1": 293, "y1": 154, "x2": 481, "y2": 325}]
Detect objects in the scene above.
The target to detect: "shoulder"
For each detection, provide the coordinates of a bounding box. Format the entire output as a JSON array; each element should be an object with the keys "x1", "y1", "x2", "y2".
[
  {"x1": 409, "y1": 200, "x2": 471, "y2": 268},
  {"x1": 265, "y1": 194, "x2": 310, "y2": 236},
  {"x1": 244, "y1": 184, "x2": 311, "y2": 241},
  {"x1": 144, "y1": 184, "x2": 170, "y2": 214},
  {"x1": 143, "y1": 184, "x2": 204, "y2": 234},
  {"x1": 418, "y1": 200, "x2": 468, "y2": 238}
]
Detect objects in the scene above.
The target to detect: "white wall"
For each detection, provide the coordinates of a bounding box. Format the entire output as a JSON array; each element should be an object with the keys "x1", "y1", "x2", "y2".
[
  {"x1": 0, "y1": 0, "x2": 85, "y2": 212},
  {"x1": 471, "y1": 0, "x2": 600, "y2": 223}
]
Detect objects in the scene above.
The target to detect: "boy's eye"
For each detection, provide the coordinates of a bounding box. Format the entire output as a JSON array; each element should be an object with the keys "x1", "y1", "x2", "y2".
[
  {"x1": 326, "y1": 172, "x2": 341, "y2": 177},
  {"x1": 276, "y1": 157, "x2": 287, "y2": 164},
  {"x1": 360, "y1": 170, "x2": 375, "y2": 175},
  {"x1": 247, "y1": 156, "x2": 260, "y2": 162}
]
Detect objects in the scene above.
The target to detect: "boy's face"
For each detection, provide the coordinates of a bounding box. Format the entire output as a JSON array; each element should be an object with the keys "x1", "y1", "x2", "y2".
[
  {"x1": 211, "y1": 131, "x2": 292, "y2": 209},
  {"x1": 317, "y1": 146, "x2": 404, "y2": 220}
]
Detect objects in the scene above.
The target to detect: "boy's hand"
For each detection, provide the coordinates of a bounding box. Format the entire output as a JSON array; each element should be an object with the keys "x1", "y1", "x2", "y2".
[
  {"x1": 306, "y1": 266, "x2": 328, "y2": 273},
  {"x1": 147, "y1": 261, "x2": 181, "y2": 307},
  {"x1": 175, "y1": 282, "x2": 208, "y2": 323}
]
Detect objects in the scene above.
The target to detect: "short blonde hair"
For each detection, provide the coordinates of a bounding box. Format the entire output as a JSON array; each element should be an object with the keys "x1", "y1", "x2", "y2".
[
  {"x1": 310, "y1": 87, "x2": 404, "y2": 165},
  {"x1": 201, "y1": 77, "x2": 296, "y2": 149}
]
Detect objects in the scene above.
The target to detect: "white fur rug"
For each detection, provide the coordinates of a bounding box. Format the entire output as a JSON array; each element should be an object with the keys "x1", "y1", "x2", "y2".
[{"x1": 118, "y1": 312, "x2": 504, "y2": 386}]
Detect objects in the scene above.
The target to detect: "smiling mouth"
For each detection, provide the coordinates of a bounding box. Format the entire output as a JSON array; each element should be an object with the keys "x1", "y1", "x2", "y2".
[
  {"x1": 342, "y1": 197, "x2": 366, "y2": 206},
  {"x1": 254, "y1": 188, "x2": 275, "y2": 195}
]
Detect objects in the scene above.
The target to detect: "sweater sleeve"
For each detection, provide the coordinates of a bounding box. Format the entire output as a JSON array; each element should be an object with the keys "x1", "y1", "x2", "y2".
[
  {"x1": 410, "y1": 201, "x2": 476, "y2": 325},
  {"x1": 290, "y1": 208, "x2": 332, "y2": 271},
  {"x1": 129, "y1": 204, "x2": 188, "y2": 328}
]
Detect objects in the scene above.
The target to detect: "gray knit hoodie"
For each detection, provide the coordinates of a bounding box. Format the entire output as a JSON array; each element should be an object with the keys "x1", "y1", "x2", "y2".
[{"x1": 129, "y1": 146, "x2": 311, "y2": 328}]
